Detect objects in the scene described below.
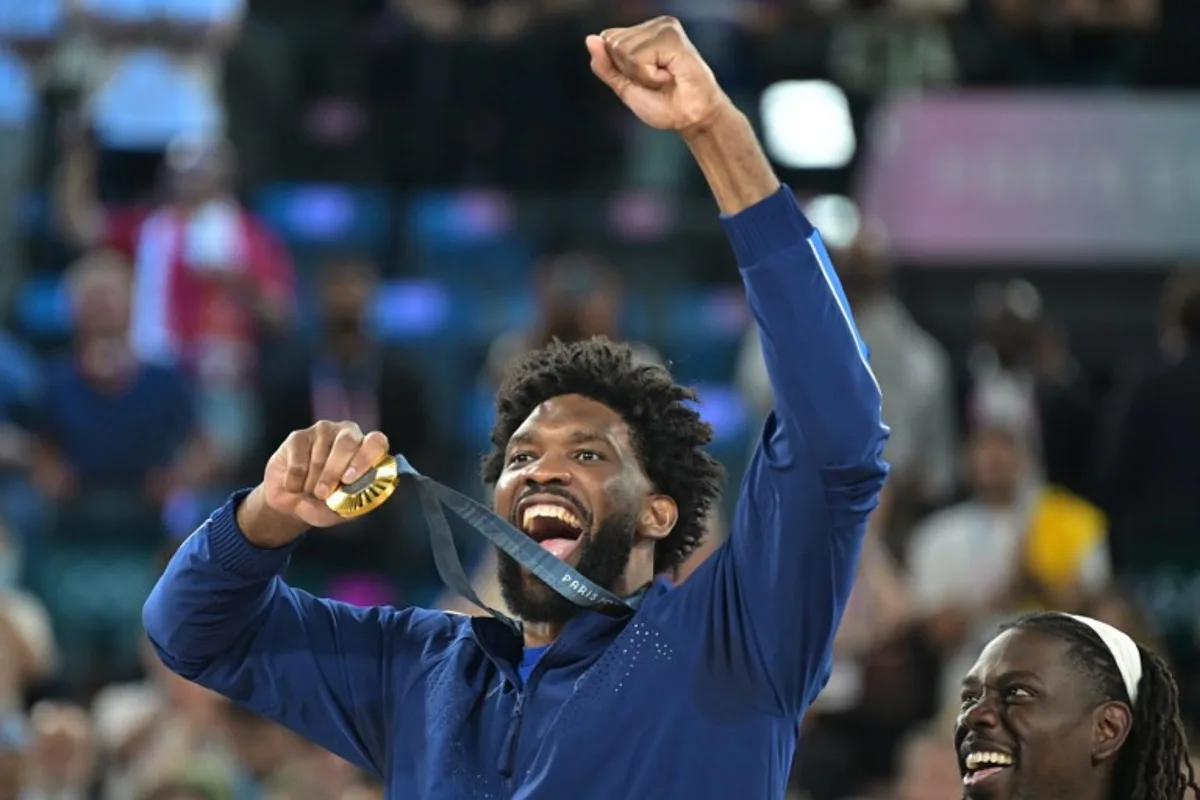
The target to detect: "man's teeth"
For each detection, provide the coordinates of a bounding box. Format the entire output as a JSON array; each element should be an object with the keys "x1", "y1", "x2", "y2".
[
  {"x1": 521, "y1": 504, "x2": 583, "y2": 533},
  {"x1": 965, "y1": 751, "x2": 1014, "y2": 771}
]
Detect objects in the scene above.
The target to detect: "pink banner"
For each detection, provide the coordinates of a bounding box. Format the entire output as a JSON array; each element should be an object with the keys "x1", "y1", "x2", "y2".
[{"x1": 859, "y1": 94, "x2": 1200, "y2": 264}]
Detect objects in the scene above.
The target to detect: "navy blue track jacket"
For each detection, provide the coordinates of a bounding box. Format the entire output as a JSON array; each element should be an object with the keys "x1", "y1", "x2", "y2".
[{"x1": 143, "y1": 185, "x2": 890, "y2": 798}]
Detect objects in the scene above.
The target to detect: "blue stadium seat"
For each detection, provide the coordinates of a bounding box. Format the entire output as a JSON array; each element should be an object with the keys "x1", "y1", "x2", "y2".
[
  {"x1": 464, "y1": 381, "x2": 497, "y2": 448},
  {"x1": 687, "y1": 382, "x2": 752, "y2": 453},
  {"x1": 689, "y1": 382, "x2": 755, "y2": 513},
  {"x1": 254, "y1": 183, "x2": 392, "y2": 255},
  {"x1": 371, "y1": 279, "x2": 539, "y2": 346},
  {"x1": 372, "y1": 278, "x2": 460, "y2": 343},
  {"x1": 15, "y1": 275, "x2": 71, "y2": 339},
  {"x1": 405, "y1": 189, "x2": 517, "y2": 250},
  {"x1": 660, "y1": 287, "x2": 750, "y2": 383},
  {"x1": 403, "y1": 190, "x2": 534, "y2": 285}
]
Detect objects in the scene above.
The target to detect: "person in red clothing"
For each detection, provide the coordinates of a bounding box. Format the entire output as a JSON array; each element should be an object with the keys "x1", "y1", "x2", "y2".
[{"x1": 57, "y1": 128, "x2": 295, "y2": 473}]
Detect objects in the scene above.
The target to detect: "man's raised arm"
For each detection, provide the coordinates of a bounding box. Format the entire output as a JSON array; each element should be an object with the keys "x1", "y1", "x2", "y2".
[
  {"x1": 590, "y1": 19, "x2": 888, "y2": 718},
  {"x1": 142, "y1": 422, "x2": 461, "y2": 776}
]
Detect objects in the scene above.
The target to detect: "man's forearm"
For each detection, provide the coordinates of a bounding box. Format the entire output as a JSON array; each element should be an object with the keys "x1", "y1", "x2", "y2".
[{"x1": 683, "y1": 102, "x2": 780, "y2": 217}]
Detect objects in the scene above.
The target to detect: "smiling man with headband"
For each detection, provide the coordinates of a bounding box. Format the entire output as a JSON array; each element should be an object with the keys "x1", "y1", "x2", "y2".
[{"x1": 957, "y1": 611, "x2": 1200, "y2": 799}]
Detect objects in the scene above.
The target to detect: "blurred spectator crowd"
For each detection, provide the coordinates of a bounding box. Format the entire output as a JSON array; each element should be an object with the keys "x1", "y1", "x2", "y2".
[{"x1": 0, "y1": 0, "x2": 1199, "y2": 797}]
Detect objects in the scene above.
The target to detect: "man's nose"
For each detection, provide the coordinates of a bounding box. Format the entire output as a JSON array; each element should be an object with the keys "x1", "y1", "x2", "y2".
[
  {"x1": 523, "y1": 453, "x2": 573, "y2": 487},
  {"x1": 961, "y1": 694, "x2": 1001, "y2": 732}
]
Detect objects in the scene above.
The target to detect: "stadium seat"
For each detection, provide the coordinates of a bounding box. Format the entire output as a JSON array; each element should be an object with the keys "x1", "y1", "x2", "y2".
[
  {"x1": 254, "y1": 182, "x2": 393, "y2": 257},
  {"x1": 659, "y1": 287, "x2": 749, "y2": 383},
  {"x1": 403, "y1": 190, "x2": 534, "y2": 285},
  {"x1": 14, "y1": 275, "x2": 71, "y2": 340}
]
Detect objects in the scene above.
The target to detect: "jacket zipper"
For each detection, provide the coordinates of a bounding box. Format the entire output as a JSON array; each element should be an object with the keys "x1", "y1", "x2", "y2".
[
  {"x1": 498, "y1": 688, "x2": 525, "y2": 781},
  {"x1": 496, "y1": 630, "x2": 571, "y2": 788}
]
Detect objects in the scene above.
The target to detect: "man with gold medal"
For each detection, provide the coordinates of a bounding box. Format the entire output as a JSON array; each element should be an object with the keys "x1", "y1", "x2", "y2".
[{"x1": 143, "y1": 16, "x2": 889, "y2": 798}]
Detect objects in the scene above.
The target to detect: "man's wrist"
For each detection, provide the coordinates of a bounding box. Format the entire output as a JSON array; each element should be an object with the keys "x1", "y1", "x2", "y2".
[
  {"x1": 680, "y1": 97, "x2": 743, "y2": 146},
  {"x1": 680, "y1": 100, "x2": 780, "y2": 217},
  {"x1": 236, "y1": 486, "x2": 308, "y2": 549}
]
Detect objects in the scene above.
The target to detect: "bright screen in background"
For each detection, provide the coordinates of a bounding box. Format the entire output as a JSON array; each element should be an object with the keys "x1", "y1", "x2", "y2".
[
  {"x1": 803, "y1": 195, "x2": 862, "y2": 250},
  {"x1": 760, "y1": 80, "x2": 857, "y2": 170}
]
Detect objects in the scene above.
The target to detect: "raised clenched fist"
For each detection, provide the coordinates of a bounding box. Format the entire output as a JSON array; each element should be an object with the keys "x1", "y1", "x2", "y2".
[
  {"x1": 586, "y1": 17, "x2": 732, "y2": 135},
  {"x1": 239, "y1": 421, "x2": 390, "y2": 547}
]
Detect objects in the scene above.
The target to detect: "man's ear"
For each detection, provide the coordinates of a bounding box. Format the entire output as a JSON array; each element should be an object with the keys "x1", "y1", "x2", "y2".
[
  {"x1": 1092, "y1": 701, "x2": 1133, "y2": 764},
  {"x1": 639, "y1": 495, "x2": 677, "y2": 541}
]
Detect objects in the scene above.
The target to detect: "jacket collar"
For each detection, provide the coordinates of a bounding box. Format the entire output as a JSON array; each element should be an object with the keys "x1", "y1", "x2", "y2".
[{"x1": 468, "y1": 581, "x2": 667, "y2": 686}]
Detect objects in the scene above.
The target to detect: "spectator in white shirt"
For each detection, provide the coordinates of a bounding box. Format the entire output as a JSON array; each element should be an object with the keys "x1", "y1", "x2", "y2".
[{"x1": 908, "y1": 413, "x2": 1110, "y2": 707}]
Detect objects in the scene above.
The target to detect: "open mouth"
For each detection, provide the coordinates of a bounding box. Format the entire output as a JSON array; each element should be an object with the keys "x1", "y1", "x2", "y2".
[
  {"x1": 517, "y1": 500, "x2": 587, "y2": 560},
  {"x1": 962, "y1": 750, "x2": 1014, "y2": 790}
]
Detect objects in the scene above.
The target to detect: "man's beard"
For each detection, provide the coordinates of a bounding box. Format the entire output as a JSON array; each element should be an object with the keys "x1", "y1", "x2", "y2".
[{"x1": 497, "y1": 508, "x2": 637, "y2": 627}]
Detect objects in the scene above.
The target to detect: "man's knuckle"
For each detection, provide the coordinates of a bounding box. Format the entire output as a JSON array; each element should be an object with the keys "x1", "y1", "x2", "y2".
[{"x1": 336, "y1": 428, "x2": 364, "y2": 447}]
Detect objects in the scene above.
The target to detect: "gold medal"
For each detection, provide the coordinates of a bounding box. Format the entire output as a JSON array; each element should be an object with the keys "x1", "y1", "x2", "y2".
[{"x1": 324, "y1": 454, "x2": 400, "y2": 520}]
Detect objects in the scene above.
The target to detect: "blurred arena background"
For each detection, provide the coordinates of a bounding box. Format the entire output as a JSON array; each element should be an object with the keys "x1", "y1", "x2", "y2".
[{"x1": 0, "y1": 0, "x2": 1199, "y2": 797}]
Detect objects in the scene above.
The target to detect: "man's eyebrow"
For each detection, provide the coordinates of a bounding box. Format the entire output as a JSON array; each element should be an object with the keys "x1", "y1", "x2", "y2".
[
  {"x1": 508, "y1": 431, "x2": 536, "y2": 448},
  {"x1": 997, "y1": 669, "x2": 1043, "y2": 685},
  {"x1": 508, "y1": 429, "x2": 611, "y2": 447},
  {"x1": 565, "y1": 429, "x2": 611, "y2": 446},
  {"x1": 960, "y1": 669, "x2": 1044, "y2": 689}
]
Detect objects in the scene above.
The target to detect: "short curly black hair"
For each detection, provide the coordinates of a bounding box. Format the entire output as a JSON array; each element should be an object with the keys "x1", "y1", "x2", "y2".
[{"x1": 481, "y1": 337, "x2": 724, "y2": 574}]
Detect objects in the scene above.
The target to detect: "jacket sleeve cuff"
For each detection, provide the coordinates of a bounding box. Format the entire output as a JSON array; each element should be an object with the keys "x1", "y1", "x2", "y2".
[
  {"x1": 719, "y1": 185, "x2": 815, "y2": 269},
  {"x1": 205, "y1": 489, "x2": 301, "y2": 578}
]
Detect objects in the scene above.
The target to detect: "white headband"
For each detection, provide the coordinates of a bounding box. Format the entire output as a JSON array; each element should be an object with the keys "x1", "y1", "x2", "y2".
[{"x1": 1066, "y1": 614, "x2": 1144, "y2": 705}]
